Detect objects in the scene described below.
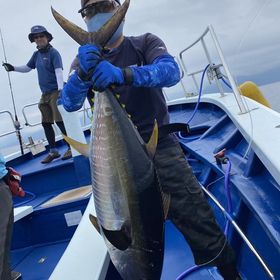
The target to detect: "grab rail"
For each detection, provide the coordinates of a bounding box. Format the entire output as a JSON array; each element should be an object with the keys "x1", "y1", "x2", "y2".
[
  {"x1": 0, "y1": 110, "x2": 18, "y2": 137},
  {"x1": 175, "y1": 57, "x2": 193, "y2": 97},
  {"x1": 202, "y1": 185, "x2": 275, "y2": 279},
  {"x1": 22, "y1": 103, "x2": 41, "y2": 127},
  {"x1": 22, "y1": 102, "x2": 93, "y2": 128},
  {"x1": 179, "y1": 25, "x2": 247, "y2": 114},
  {"x1": 1, "y1": 103, "x2": 92, "y2": 157}
]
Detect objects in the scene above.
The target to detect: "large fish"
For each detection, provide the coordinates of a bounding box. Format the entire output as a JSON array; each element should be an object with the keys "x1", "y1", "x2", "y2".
[
  {"x1": 52, "y1": 1, "x2": 168, "y2": 278},
  {"x1": 65, "y1": 89, "x2": 168, "y2": 279}
]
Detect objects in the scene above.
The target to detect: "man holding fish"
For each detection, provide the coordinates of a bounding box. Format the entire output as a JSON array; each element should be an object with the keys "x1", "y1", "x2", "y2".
[{"x1": 55, "y1": 0, "x2": 241, "y2": 279}]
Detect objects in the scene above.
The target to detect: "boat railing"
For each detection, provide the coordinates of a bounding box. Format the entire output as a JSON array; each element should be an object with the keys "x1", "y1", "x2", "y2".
[
  {"x1": 0, "y1": 102, "x2": 92, "y2": 159},
  {"x1": 179, "y1": 24, "x2": 247, "y2": 114},
  {"x1": 163, "y1": 56, "x2": 193, "y2": 101},
  {"x1": 22, "y1": 103, "x2": 41, "y2": 127},
  {"x1": 79, "y1": 104, "x2": 93, "y2": 126},
  {"x1": 175, "y1": 56, "x2": 194, "y2": 98},
  {"x1": 22, "y1": 102, "x2": 93, "y2": 128},
  {"x1": 0, "y1": 110, "x2": 18, "y2": 138}
]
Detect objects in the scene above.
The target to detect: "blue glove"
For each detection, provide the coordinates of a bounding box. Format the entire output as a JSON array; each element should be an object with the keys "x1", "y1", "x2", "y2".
[
  {"x1": 61, "y1": 72, "x2": 92, "y2": 112},
  {"x1": 92, "y1": 60, "x2": 124, "y2": 92},
  {"x1": 78, "y1": 44, "x2": 102, "y2": 75}
]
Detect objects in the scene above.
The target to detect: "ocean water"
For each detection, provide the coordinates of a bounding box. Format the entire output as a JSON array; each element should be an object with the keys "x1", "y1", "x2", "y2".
[{"x1": 0, "y1": 81, "x2": 279, "y2": 157}]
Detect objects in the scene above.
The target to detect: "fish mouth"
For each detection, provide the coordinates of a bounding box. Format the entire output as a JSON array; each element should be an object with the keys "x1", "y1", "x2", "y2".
[{"x1": 51, "y1": 0, "x2": 130, "y2": 47}]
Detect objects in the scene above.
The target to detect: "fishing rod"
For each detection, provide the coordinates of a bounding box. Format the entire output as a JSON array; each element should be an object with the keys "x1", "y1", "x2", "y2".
[{"x1": 0, "y1": 28, "x2": 24, "y2": 155}]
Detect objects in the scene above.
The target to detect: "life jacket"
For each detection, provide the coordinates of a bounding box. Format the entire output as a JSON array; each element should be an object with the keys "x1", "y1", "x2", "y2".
[{"x1": 6, "y1": 167, "x2": 25, "y2": 197}]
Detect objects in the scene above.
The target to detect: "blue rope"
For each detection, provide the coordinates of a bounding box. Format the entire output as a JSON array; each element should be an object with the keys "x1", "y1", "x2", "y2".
[
  {"x1": 178, "y1": 64, "x2": 210, "y2": 139},
  {"x1": 186, "y1": 64, "x2": 210, "y2": 124},
  {"x1": 221, "y1": 77, "x2": 232, "y2": 90}
]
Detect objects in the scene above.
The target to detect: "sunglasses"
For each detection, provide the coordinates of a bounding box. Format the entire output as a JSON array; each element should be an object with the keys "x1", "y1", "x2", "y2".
[
  {"x1": 79, "y1": 1, "x2": 118, "y2": 19},
  {"x1": 33, "y1": 34, "x2": 46, "y2": 40}
]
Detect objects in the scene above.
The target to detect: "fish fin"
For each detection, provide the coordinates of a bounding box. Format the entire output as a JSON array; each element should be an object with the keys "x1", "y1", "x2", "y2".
[
  {"x1": 161, "y1": 192, "x2": 171, "y2": 220},
  {"x1": 102, "y1": 222, "x2": 131, "y2": 251},
  {"x1": 145, "y1": 120, "x2": 158, "y2": 158},
  {"x1": 51, "y1": 0, "x2": 130, "y2": 47},
  {"x1": 89, "y1": 214, "x2": 101, "y2": 234},
  {"x1": 63, "y1": 135, "x2": 90, "y2": 157}
]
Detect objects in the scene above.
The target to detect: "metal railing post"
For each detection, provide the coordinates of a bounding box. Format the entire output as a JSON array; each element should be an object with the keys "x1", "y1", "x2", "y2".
[
  {"x1": 175, "y1": 57, "x2": 193, "y2": 97},
  {"x1": 0, "y1": 111, "x2": 18, "y2": 137},
  {"x1": 208, "y1": 24, "x2": 247, "y2": 114},
  {"x1": 22, "y1": 103, "x2": 41, "y2": 127},
  {"x1": 201, "y1": 38, "x2": 225, "y2": 97}
]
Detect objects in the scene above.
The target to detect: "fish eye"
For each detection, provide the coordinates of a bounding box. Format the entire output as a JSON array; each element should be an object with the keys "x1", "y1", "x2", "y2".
[{"x1": 103, "y1": 106, "x2": 113, "y2": 116}]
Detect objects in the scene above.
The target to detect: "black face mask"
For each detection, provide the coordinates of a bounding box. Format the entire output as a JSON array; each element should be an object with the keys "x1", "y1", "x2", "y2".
[{"x1": 38, "y1": 43, "x2": 52, "y2": 52}]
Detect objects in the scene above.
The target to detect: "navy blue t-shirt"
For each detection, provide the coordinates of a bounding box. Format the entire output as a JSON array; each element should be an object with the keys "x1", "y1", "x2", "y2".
[
  {"x1": 104, "y1": 33, "x2": 170, "y2": 139},
  {"x1": 70, "y1": 33, "x2": 171, "y2": 139},
  {"x1": 27, "y1": 46, "x2": 63, "y2": 93}
]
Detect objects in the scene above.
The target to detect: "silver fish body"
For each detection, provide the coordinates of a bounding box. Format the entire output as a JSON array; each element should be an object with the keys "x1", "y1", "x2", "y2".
[{"x1": 90, "y1": 90, "x2": 164, "y2": 279}]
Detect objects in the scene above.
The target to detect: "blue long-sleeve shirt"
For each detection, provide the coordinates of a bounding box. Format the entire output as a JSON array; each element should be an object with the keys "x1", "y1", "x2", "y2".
[
  {"x1": 130, "y1": 55, "x2": 180, "y2": 88},
  {"x1": 62, "y1": 33, "x2": 180, "y2": 137},
  {"x1": 62, "y1": 54, "x2": 180, "y2": 112}
]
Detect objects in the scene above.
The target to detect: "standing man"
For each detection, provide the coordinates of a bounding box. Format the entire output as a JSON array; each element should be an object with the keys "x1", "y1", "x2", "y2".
[
  {"x1": 0, "y1": 152, "x2": 21, "y2": 280},
  {"x1": 59, "y1": 1, "x2": 241, "y2": 279},
  {"x1": 2, "y1": 25, "x2": 72, "y2": 164}
]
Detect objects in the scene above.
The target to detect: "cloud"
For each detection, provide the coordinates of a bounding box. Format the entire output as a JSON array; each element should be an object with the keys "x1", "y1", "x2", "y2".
[{"x1": 0, "y1": 0, "x2": 279, "y2": 115}]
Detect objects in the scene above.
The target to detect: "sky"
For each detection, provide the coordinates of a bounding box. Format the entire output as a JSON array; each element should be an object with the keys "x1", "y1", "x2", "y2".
[{"x1": 0, "y1": 0, "x2": 280, "y2": 152}]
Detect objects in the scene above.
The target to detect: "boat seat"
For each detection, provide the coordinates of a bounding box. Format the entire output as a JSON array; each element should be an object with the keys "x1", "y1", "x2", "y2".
[
  {"x1": 14, "y1": 206, "x2": 33, "y2": 222},
  {"x1": 41, "y1": 185, "x2": 92, "y2": 208}
]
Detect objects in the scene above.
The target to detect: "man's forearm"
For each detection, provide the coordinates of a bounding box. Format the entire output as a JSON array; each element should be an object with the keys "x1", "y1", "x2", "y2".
[
  {"x1": 55, "y1": 68, "x2": 64, "y2": 90},
  {"x1": 130, "y1": 55, "x2": 180, "y2": 88},
  {"x1": 14, "y1": 65, "x2": 32, "y2": 73},
  {"x1": 61, "y1": 71, "x2": 92, "y2": 112}
]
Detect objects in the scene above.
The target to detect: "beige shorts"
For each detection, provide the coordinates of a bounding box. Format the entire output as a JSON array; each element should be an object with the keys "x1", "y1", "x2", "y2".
[{"x1": 38, "y1": 90, "x2": 63, "y2": 123}]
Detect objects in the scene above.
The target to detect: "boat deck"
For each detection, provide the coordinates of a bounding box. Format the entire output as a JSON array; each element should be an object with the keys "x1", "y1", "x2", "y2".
[
  {"x1": 12, "y1": 241, "x2": 68, "y2": 280},
  {"x1": 10, "y1": 139, "x2": 92, "y2": 279},
  {"x1": 9, "y1": 96, "x2": 280, "y2": 279}
]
